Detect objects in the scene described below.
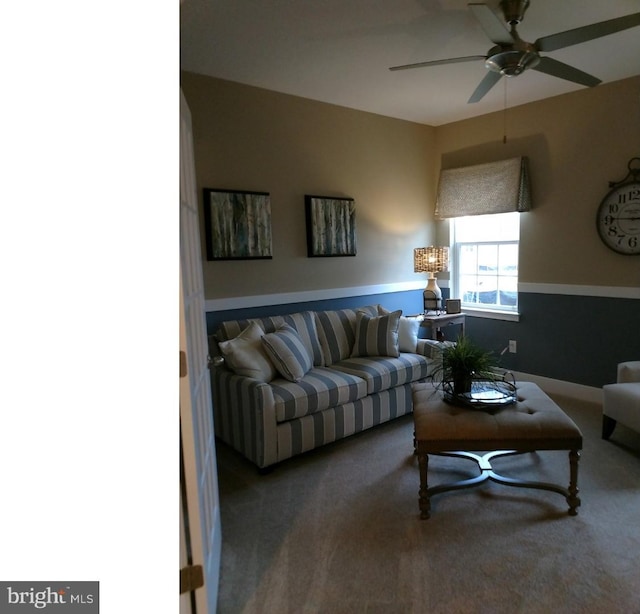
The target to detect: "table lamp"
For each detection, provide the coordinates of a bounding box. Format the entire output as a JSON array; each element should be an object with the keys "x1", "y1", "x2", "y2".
[{"x1": 414, "y1": 246, "x2": 449, "y2": 313}]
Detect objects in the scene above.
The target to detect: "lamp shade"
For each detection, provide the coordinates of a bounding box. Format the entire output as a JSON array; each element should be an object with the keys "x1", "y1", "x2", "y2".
[{"x1": 413, "y1": 246, "x2": 449, "y2": 274}]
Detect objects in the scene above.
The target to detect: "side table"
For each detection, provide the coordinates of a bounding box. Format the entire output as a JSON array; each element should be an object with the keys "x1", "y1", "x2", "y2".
[{"x1": 415, "y1": 313, "x2": 465, "y2": 341}]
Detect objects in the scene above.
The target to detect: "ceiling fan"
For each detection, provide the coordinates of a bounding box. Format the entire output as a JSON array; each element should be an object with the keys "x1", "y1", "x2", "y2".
[{"x1": 389, "y1": 0, "x2": 640, "y2": 103}]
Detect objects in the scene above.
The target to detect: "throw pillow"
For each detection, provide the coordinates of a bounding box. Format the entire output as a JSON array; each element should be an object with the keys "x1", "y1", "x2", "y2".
[
  {"x1": 215, "y1": 315, "x2": 283, "y2": 342},
  {"x1": 378, "y1": 305, "x2": 420, "y2": 352},
  {"x1": 218, "y1": 321, "x2": 277, "y2": 382},
  {"x1": 262, "y1": 324, "x2": 313, "y2": 382},
  {"x1": 282, "y1": 311, "x2": 325, "y2": 367},
  {"x1": 351, "y1": 310, "x2": 401, "y2": 358},
  {"x1": 315, "y1": 306, "x2": 378, "y2": 366}
]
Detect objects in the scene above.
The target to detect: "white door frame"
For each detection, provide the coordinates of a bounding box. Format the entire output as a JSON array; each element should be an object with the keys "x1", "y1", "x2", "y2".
[{"x1": 179, "y1": 88, "x2": 222, "y2": 614}]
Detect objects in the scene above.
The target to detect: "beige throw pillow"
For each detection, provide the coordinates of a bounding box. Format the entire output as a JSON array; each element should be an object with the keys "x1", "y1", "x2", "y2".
[{"x1": 218, "y1": 321, "x2": 276, "y2": 382}]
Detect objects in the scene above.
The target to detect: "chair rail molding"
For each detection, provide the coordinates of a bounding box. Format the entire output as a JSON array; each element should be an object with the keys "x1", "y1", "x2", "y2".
[
  {"x1": 205, "y1": 281, "x2": 638, "y2": 312},
  {"x1": 204, "y1": 280, "x2": 427, "y2": 311},
  {"x1": 519, "y1": 283, "x2": 640, "y2": 300}
]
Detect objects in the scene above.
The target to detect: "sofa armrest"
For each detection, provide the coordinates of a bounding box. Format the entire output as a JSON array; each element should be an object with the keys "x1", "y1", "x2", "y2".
[
  {"x1": 211, "y1": 367, "x2": 278, "y2": 468},
  {"x1": 415, "y1": 339, "x2": 455, "y2": 360},
  {"x1": 618, "y1": 361, "x2": 640, "y2": 384}
]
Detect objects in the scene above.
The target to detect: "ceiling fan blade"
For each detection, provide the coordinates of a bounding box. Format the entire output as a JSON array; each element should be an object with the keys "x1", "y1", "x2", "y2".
[
  {"x1": 533, "y1": 56, "x2": 601, "y2": 87},
  {"x1": 389, "y1": 55, "x2": 485, "y2": 71},
  {"x1": 468, "y1": 3, "x2": 514, "y2": 45},
  {"x1": 468, "y1": 70, "x2": 502, "y2": 103},
  {"x1": 535, "y1": 12, "x2": 640, "y2": 52}
]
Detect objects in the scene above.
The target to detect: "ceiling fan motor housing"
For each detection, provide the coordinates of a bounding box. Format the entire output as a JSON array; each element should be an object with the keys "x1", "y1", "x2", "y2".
[{"x1": 485, "y1": 40, "x2": 540, "y2": 76}]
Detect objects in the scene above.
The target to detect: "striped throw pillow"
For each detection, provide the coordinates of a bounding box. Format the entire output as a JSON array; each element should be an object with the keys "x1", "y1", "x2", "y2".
[
  {"x1": 377, "y1": 305, "x2": 420, "y2": 353},
  {"x1": 351, "y1": 310, "x2": 401, "y2": 358},
  {"x1": 262, "y1": 324, "x2": 313, "y2": 382},
  {"x1": 283, "y1": 311, "x2": 325, "y2": 367},
  {"x1": 315, "y1": 306, "x2": 378, "y2": 365}
]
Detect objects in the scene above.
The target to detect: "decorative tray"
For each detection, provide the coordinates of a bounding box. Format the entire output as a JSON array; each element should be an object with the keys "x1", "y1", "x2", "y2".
[{"x1": 442, "y1": 375, "x2": 517, "y2": 410}]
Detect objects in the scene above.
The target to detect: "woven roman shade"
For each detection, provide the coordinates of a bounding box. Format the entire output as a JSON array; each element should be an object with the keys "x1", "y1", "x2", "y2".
[{"x1": 435, "y1": 156, "x2": 531, "y2": 218}]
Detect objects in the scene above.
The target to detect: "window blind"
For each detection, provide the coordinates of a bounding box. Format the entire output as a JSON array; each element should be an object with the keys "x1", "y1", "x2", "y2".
[{"x1": 435, "y1": 156, "x2": 531, "y2": 218}]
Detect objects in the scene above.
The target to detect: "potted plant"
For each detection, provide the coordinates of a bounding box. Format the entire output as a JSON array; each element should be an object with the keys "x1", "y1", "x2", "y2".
[{"x1": 436, "y1": 335, "x2": 496, "y2": 395}]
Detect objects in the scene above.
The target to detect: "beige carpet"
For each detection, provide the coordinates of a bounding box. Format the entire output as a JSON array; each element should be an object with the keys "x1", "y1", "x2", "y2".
[{"x1": 215, "y1": 392, "x2": 640, "y2": 613}]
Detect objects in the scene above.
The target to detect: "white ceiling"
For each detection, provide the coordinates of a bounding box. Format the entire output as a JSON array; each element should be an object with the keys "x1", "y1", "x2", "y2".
[{"x1": 180, "y1": 0, "x2": 640, "y2": 126}]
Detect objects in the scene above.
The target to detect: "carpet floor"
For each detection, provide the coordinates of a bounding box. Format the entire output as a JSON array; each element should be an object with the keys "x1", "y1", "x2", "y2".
[{"x1": 215, "y1": 391, "x2": 640, "y2": 614}]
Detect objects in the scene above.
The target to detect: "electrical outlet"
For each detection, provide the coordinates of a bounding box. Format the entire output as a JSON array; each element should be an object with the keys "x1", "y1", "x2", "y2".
[{"x1": 509, "y1": 340, "x2": 517, "y2": 353}]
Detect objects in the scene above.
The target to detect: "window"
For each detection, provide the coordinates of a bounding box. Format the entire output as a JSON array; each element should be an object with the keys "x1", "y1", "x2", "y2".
[{"x1": 452, "y1": 212, "x2": 519, "y2": 314}]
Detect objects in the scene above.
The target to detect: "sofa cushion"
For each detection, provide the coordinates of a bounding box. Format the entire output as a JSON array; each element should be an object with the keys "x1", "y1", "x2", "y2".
[
  {"x1": 270, "y1": 367, "x2": 368, "y2": 422},
  {"x1": 315, "y1": 305, "x2": 378, "y2": 366},
  {"x1": 218, "y1": 321, "x2": 277, "y2": 382},
  {"x1": 262, "y1": 324, "x2": 313, "y2": 382},
  {"x1": 331, "y1": 353, "x2": 429, "y2": 395},
  {"x1": 351, "y1": 310, "x2": 401, "y2": 358}
]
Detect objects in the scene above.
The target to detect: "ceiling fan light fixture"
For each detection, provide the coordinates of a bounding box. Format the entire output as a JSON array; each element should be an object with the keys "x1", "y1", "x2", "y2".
[{"x1": 485, "y1": 48, "x2": 540, "y2": 76}]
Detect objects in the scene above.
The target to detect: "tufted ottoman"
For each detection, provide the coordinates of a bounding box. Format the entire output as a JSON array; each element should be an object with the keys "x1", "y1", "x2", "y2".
[{"x1": 412, "y1": 381, "x2": 583, "y2": 519}]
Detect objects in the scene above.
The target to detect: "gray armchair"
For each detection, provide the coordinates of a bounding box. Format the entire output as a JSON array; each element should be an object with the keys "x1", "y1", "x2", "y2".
[{"x1": 602, "y1": 361, "x2": 640, "y2": 440}]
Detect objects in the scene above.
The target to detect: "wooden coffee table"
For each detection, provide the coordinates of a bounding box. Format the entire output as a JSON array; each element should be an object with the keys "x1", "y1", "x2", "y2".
[{"x1": 412, "y1": 381, "x2": 583, "y2": 519}]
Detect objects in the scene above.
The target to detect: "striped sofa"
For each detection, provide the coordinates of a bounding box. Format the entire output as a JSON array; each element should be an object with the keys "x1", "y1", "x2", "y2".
[{"x1": 209, "y1": 305, "x2": 439, "y2": 469}]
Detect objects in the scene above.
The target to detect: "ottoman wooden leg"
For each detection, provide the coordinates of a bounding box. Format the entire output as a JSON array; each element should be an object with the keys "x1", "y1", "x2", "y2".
[
  {"x1": 567, "y1": 449, "x2": 581, "y2": 516},
  {"x1": 418, "y1": 452, "x2": 431, "y2": 519}
]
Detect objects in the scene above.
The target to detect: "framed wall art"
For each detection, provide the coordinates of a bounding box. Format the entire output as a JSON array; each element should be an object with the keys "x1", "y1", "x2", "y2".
[
  {"x1": 203, "y1": 188, "x2": 272, "y2": 260},
  {"x1": 305, "y1": 195, "x2": 357, "y2": 257}
]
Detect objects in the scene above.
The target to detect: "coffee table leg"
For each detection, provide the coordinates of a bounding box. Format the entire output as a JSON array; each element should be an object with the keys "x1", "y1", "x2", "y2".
[
  {"x1": 567, "y1": 449, "x2": 581, "y2": 516},
  {"x1": 418, "y1": 452, "x2": 431, "y2": 519}
]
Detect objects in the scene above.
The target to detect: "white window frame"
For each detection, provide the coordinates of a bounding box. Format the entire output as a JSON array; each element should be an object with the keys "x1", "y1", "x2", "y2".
[{"x1": 450, "y1": 215, "x2": 521, "y2": 321}]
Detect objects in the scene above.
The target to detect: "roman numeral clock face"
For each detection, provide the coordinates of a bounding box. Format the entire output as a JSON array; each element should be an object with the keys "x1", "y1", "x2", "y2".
[{"x1": 596, "y1": 182, "x2": 640, "y2": 255}]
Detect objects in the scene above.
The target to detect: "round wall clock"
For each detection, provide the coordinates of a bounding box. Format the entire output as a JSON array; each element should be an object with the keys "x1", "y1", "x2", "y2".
[{"x1": 596, "y1": 159, "x2": 640, "y2": 255}]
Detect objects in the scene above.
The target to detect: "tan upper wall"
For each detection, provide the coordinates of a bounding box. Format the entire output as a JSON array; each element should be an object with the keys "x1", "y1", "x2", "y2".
[
  {"x1": 434, "y1": 75, "x2": 640, "y2": 287},
  {"x1": 182, "y1": 72, "x2": 640, "y2": 301},
  {"x1": 181, "y1": 72, "x2": 437, "y2": 301}
]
